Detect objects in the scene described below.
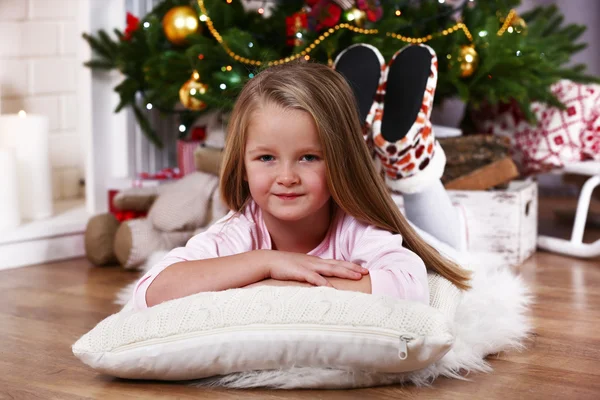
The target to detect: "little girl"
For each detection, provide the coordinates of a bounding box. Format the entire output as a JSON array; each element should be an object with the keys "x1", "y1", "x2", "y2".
[{"x1": 132, "y1": 62, "x2": 470, "y2": 310}]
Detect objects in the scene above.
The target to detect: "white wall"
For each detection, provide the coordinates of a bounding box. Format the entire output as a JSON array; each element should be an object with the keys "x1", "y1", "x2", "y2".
[{"x1": 0, "y1": 0, "x2": 83, "y2": 201}]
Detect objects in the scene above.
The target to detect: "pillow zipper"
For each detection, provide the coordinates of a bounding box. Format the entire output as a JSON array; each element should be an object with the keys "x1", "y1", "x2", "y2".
[{"x1": 109, "y1": 324, "x2": 415, "y2": 360}]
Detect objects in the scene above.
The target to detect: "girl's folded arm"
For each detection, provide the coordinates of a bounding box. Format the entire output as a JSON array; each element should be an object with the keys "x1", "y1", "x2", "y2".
[
  {"x1": 145, "y1": 250, "x2": 271, "y2": 307},
  {"x1": 348, "y1": 224, "x2": 429, "y2": 304}
]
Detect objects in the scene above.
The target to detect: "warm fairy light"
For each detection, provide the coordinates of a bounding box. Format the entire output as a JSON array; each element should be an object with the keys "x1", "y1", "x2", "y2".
[
  {"x1": 198, "y1": 54, "x2": 204, "y2": 60},
  {"x1": 395, "y1": 10, "x2": 401, "y2": 16},
  {"x1": 258, "y1": 8, "x2": 264, "y2": 15},
  {"x1": 226, "y1": 65, "x2": 232, "y2": 71},
  {"x1": 304, "y1": 55, "x2": 310, "y2": 60},
  {"x1": 226, "y1": 0, "x2": 232, "y2": 3}
]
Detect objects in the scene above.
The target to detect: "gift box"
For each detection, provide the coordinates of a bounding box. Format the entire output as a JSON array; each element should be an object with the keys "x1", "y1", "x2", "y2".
[
  {"x1": 106, "y1": 170, "x2": 181, "y2": 222},
  {"x1": 107, "y1": 187, "x2": 149, "y2": 222},
  {"x1": 394, "y1": 179, "x2": 538, "y2": 269},
  {"x1": 178, "y1": 139, "x2": 203, "y2": 176}
]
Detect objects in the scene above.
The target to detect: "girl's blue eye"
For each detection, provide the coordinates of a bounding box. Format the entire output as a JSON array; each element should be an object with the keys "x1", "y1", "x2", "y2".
[
  {"x1": 302, "y1": 154, "x2": 319, "y2": 162},
  {"x1": 259, "y1": 155, "x2": 274, "y2": 162}
]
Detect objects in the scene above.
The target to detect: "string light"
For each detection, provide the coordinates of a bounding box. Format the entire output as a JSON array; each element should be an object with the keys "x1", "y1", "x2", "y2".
[
  {"x1": 220, "y1": 83, "x2": 227, "y2": 89},
  {"x1": 226, "y1": 65, "x2": 232, "y2": 71},
  {"x1": 395, "y1": 10, "x2": 401, "y2": 16},
  {"x1": 197, "y1": 0, "x2": 514, "y2": 67},
  {"x1": 143, "y1": 22, "x2": 150, "y2": 28},
  {"x1": 146, "y1": 103, "x2": 153, "y2": 110},
  {"x1": 178, "y1": 124, "x2": 186, "y2": 132},
  {"x1": 258, "y1": 8, "x2": 264, "y2": 15}
]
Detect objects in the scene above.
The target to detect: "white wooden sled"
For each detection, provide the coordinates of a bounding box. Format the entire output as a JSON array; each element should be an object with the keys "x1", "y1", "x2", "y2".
[{"x1": 537, "y1": 162, "x2": 600, "y2": 258}]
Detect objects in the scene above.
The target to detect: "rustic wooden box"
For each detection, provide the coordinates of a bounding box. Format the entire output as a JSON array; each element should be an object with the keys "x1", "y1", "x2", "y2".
[
  {"x1": 448, "y1": 180, "x2": 538, "y2": 268},
  {"x1": 393, "y1": 180, "x2": 538, "y2": 268}
]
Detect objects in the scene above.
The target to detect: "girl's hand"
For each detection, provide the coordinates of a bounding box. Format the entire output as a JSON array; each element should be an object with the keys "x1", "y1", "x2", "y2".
[{"x1": 261, "y1": 250, "x2": 369, "y2": 287}]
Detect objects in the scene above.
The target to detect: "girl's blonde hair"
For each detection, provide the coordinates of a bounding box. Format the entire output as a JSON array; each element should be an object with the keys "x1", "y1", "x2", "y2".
[{"x1": 220, "y1": 62, "x2": 471, "y2": 290}]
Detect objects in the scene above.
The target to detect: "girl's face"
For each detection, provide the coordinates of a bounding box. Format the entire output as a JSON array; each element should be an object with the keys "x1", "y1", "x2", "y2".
[{"x1": 244, "y1": 103, "x2": 331, "y2": 224}]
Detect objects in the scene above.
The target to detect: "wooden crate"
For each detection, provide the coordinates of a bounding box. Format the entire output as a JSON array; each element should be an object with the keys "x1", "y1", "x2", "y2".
[
  {"x1": 448, "y1": 180, "x2": 538, "y2": 268},
  {"x1": 393, "y1": 180, "x2": 538, "y2": 268}
]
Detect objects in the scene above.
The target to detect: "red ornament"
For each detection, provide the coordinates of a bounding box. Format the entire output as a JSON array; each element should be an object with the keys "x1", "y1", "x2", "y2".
[
  {"x1": 191, "y1": 126, "x2": 207, "y2": 141},
  {"x1": 124, "y1": 12, "x2": 140, "y2": 41},
  {"x1": 318, "y1": 2, "x2": 342, "y2": 30},
  {"x1": 357, "y1": 0, "x2": 383, "y2": 23},
  {"x1": 308, "y1": 1, "x2": 342, "y2": 32}
]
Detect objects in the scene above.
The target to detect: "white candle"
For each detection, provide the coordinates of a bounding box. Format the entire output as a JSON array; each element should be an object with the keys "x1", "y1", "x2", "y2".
[
  {"x1": 0, "y1": 149, "x2": 21, "y2": 231},
  {"x1": 0, "y1": 112, "x2": 53, "y2": 220}
]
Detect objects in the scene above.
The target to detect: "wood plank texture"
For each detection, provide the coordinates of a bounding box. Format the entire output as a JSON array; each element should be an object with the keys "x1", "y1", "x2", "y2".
[{"x1": 0, "y1": 196, "x2": 599, "y2": 400}]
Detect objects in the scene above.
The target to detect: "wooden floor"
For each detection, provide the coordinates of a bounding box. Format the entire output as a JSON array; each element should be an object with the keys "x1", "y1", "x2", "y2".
[{"x1": 1, "y1": 197, "x2": 599, "y2": 400}]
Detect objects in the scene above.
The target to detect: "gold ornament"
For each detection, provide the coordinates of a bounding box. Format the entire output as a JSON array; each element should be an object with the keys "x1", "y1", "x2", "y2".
[
  {"x1": 346, "y1": 8, "x2": 367, "y2": 27},
  {"x1": 458, "y1": 44, "x2": 478, "y2": 78},
  {"x1": 163, "y1": 6, "x2": 200, "y2": 45},
  {"x1": 179, "y1": 71, "x2": 208, "y2": 110}
]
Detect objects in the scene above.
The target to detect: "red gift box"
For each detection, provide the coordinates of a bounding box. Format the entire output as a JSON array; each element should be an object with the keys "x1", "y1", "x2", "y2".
[
  {"x1": 106, "y1": 175, "x2": 177, "y2": 222},
  {"x1": 177, "y1": 139, "x2": 202, "y2": 176}
]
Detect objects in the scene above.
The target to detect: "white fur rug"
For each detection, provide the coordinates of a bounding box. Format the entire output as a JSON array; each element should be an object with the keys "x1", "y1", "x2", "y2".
[{"x1": 115, "y1": 251, "x2": 533, "y2": 389}]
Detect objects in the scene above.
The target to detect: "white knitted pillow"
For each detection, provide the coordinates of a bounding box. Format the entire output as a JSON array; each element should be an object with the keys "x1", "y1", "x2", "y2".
[{"x1": 72, "y1": 275, "x2": 459, "y2": 381}]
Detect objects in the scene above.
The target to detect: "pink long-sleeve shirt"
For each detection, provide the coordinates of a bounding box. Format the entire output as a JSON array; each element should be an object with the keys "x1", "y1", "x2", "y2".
[{"x1": 132, "y1": 201, "x2": 429, "y2": 310}]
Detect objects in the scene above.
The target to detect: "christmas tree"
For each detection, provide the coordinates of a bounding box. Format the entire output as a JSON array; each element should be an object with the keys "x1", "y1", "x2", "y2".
[{"x1": 83, "y1": 0, "x2": 598, "y2": 147}]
